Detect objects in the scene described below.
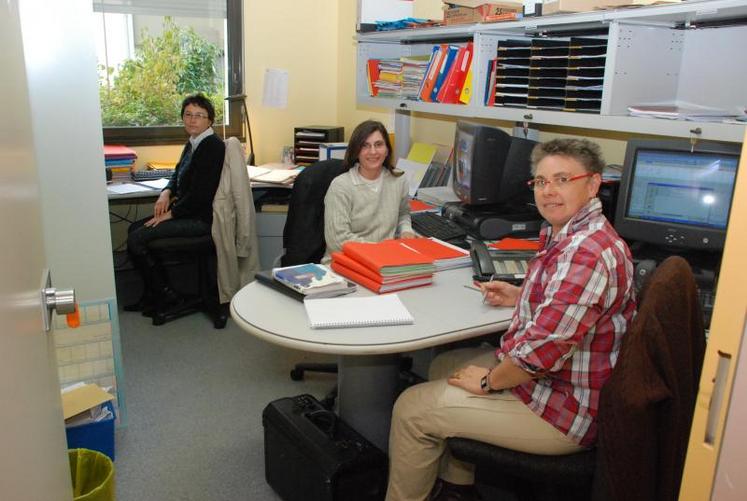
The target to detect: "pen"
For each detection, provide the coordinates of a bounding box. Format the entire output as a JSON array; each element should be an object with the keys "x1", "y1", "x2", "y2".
[{"x1": 482, "y1": 274, "x2": 495, "y2": 304}]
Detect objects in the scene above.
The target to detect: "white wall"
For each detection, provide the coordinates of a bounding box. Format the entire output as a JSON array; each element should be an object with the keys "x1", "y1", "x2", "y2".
[{"x1": 19, "y1": 0, "x2": 117, "y2": 303}]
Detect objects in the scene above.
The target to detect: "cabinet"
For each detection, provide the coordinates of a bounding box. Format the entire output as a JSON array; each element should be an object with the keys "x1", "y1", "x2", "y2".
[
  {"x1": 356, "y1": 0, "x2": 747, "y2": 144},
  {"x1": 294, "y1": 126, "x2": 344, "y2": 166}
]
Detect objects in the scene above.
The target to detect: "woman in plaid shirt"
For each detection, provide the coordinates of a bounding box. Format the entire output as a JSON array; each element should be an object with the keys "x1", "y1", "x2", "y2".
[{"x1": 386, "y1": 139, "x2": 636, "y2": 501}]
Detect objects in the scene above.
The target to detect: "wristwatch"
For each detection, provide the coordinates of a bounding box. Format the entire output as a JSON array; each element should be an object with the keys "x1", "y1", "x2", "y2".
[{"x1": 480, "y1": 368, "x2": 497, "y2": 394}]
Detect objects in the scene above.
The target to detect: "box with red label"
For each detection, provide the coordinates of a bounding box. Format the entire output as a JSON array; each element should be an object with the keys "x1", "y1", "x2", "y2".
[{"x1": 443, "y1": 2, "x2": 524, "y2": 25}]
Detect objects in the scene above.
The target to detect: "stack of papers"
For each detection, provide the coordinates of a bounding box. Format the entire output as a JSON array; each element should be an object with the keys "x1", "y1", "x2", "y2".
[
  {"x1": 627, "y1": 104, "x2": 740, "y2": 122},
  {"x1": 248, "y1": 164, "x2": 301, "y2": 185}
]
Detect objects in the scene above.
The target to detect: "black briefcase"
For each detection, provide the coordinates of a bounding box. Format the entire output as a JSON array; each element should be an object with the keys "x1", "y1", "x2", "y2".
[{"x1": 262, "y1": 394, "x2": 388, "y2": 501}]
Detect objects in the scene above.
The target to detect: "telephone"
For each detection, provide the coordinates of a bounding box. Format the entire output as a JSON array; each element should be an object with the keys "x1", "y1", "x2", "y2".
[{"x1": 470, "y1": 240, "x2": 530, "y2": 285}]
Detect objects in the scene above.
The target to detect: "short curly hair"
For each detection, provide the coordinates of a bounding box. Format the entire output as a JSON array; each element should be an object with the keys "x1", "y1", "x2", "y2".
[{"x1": 530, "y1": 138, "x2": 605, "y2": 175}]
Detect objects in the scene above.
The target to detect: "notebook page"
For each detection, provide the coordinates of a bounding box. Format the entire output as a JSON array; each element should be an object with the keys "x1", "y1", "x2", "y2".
[{"x1": 303, "y1": 294, "x2": 414, "y2": 329}]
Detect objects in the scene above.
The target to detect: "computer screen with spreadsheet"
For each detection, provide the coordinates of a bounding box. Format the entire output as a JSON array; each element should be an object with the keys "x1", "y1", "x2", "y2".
[{"x1": 614, "y1": 139, "x2": 740, "y2": 252}]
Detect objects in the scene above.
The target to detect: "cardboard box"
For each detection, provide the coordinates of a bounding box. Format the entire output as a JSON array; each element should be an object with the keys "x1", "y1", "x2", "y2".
[
  {"x1": 444, "y1": 2, "x2": 524, "y2": 25},
  {"x1": 66, "y1": 401, "x2": 116, "y2": 460},
  {"x1": 542, "y1": 0, "x2": 680, "y2": 16},
  {"x1": 61, "y1": 383, "x2": 114, "y2": 420}
]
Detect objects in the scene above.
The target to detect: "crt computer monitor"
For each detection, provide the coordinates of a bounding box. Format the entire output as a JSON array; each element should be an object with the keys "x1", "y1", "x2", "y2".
[
  {"x1": 614, "y1": 139, "x2": 740, "y2": 252},
  {"x1": 452, "y1": 121, "x2": 537, "y2": 207}
]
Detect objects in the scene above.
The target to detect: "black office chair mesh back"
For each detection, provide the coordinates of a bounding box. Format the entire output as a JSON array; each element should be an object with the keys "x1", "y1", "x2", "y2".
[{"x1": 281, "y1": 158, "x2": 346, "y2": 266}]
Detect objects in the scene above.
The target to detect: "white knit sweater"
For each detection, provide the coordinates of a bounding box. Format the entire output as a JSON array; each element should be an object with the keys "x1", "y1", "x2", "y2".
[{"x1": 323, "y1": 166, "x2": 412, "y2": 262}]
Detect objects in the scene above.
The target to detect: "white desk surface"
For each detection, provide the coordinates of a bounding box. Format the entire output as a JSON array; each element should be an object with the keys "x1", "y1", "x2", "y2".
[{"x1": 230, "y1": 267, "x2": 513, "y2": 356}]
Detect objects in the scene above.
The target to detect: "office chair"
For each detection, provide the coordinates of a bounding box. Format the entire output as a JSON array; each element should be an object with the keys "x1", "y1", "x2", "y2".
[
  {"x1": 446, "y1": 255, "x2": 705, "y2": 501},
  {"x1": 145, "y1": 137, "x2": 258, "y2": 329},
  {"x1": 281, "y1": 159, "x2": 347, "y2": 402}
]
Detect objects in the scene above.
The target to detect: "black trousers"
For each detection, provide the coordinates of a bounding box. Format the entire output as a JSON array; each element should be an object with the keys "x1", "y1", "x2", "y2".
[{"x1": 127, "y1": 216, "x2": 211, "y2": 256}]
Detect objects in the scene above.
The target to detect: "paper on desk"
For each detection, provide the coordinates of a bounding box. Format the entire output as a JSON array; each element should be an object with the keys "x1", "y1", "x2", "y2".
[
  {"x1": 137, "y1": 178, "x2": 170, "y2": 189},
  {"x1": 247, "y1": 165, "x2": 271, "y2": 179},
  {"x1": 396, "y1": 158, "x2": 429, "y2": 198},
  {"x1": 107, "y1": 183, "x2": 156, "y2": 195}
]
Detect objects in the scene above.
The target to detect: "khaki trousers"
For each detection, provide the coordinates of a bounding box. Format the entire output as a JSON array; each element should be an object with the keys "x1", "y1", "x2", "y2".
[{"x1": 385, "y1": 347, "x2": 583, "y2": 501}]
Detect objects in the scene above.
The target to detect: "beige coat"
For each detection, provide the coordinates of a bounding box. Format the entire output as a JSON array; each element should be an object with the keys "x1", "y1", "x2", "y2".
[{"x1": 211, "y1": 137, "x2": 259, "y2": 303}]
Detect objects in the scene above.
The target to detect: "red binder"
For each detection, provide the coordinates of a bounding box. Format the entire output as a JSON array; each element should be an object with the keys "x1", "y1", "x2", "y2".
[
  {"x1": 397, "y1": 237, "x2": 467, "y2": 261},
  {"x1": 439, "y1": 42, "x2": 473, "y2": 104}
]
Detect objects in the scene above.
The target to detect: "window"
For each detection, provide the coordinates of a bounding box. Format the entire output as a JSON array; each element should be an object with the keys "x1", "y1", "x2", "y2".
[{"x1": 93, "y1": 0, "x2": 243, "y2": 145}]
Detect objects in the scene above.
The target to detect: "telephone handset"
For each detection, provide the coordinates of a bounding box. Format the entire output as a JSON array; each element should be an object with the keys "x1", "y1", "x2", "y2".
[
  {"x1": 470, "y1": 240, "x2": 497, "y2": 282},
  {"x1": 470, "y1": 240, "x2": 527, "y2": 285}
]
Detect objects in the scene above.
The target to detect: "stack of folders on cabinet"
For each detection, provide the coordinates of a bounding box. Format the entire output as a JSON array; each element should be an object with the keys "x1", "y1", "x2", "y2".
[
  {"x1": 367, "y1": 42, "x2": 474, "y2": 105},
  {"x1": 255, "y1": 264, "x2": 356, "y2": 301},
  {"x1": 330, "y1": 239, "x2": 437, "y2": 293},
  {"x1": 487, "y1": 37, "x2": 606, "y2": 114}
]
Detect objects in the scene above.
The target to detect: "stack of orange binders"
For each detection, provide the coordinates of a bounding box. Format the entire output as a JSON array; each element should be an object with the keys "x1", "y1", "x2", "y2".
[{"x1": 331, "y1": 239, "x2": 437, "y2": 293}]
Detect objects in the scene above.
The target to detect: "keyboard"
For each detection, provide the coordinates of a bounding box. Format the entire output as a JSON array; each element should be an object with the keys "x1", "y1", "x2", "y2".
[
  {"x1": 411, "y1": 212, "x2": 467, "y2": 242},
  {"x1": 131, "y1": 169, "x2": 174, "y2": 181}
]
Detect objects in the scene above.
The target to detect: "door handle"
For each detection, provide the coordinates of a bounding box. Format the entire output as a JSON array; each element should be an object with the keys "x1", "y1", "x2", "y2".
[{"x1": 40, "y1": 269, "x2": 77, "y2": 332}]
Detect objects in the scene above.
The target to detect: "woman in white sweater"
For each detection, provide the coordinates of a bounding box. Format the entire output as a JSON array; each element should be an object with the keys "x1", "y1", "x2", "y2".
[{"x1": 323, "y1": 120, "x2": 414, "y2": 262}]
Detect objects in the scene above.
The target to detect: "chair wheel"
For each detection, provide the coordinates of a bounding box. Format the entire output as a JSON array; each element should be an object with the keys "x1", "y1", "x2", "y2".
[
  {"x1": 213, "y1": 314, "x2": 228, "y2": 329},
  {"x1": 152, "y1": 313, "x2": 166, "y2": 326},
  {"x1": 290, "y1": 368, "x2": 305, "y2": 381}
]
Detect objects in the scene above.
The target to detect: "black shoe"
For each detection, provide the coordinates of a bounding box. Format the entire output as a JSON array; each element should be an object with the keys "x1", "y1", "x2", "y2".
[
  {"x1": 124, "y1": 294, "x2": 154, "y2": 312},
  {"x1": 429, "y1": 479, "x2": 481, "y2": 501}
]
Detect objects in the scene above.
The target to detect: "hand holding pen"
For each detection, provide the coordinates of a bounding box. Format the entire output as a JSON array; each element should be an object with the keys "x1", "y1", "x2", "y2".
[{"x1": 477, "y1": 278, "x2": 522, "y2": 307}]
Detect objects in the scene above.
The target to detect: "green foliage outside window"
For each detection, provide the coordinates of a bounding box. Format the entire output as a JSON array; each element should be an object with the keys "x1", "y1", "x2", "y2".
[{"x1": 99, "y1": 18, "x2": 224, "y2": 127}]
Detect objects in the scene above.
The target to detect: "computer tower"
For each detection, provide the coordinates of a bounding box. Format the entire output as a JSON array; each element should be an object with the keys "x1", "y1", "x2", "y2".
[{"x1": 262, "y1": 394, "x2": 388, "y2": 501}]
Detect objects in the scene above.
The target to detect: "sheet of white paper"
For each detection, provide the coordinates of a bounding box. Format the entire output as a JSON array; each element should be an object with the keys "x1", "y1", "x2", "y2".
[
  {"x1": 107, "y1": 183, "x2": 156, "y2": 195},
  {"x1": 247, "y1": 165, "x2": 271, "y2": 179},
  {"x1": 396, "y1": 158, "x2": 429, "y2": 197},
  {"x1": 262, "y1": 68, "x2": 288, "y2": 109},
  {"x1": 136, "y1": 178, "x2": 170, "y2": 189}
]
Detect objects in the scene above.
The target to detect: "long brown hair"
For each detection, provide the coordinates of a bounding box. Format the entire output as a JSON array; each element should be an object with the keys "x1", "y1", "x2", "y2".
[{"x1": 343, "y1": 120, "x2": 397, "y2": 174}]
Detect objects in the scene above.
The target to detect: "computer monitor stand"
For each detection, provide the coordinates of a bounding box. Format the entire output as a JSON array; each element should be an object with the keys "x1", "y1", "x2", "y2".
[{"x1": 442, "y1": 202, "x2": 542, "y2": 240}]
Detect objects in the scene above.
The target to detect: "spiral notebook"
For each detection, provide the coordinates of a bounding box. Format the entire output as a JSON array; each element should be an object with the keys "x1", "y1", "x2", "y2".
[{"x1": 303, "y1": 294, "x2": 414, "y2": 329}]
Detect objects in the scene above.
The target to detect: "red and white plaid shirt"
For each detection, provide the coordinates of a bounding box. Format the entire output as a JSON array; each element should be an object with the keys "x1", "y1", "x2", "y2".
[{"x1": 497, "y1": 198, "x2": 636, "y2": 447}]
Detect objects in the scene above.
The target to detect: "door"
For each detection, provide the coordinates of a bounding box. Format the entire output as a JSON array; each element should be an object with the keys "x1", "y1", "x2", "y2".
[{"x1": 0, "y1": 2, "x2": 74, "y2": 500}]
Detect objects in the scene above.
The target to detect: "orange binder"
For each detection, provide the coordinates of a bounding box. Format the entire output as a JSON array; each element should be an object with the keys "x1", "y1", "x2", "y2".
[
  {"x1": 331, "y1": 261, "x2": 433, "y2": 294},
  {"x1": 332, "y1": 252, "x2": 432, "y2": 284},
  {"x1": 341, "y1": 239, "x2": 435, "y2": 276},
  {"x1": 489, "y1": 237, "x2": 542, "y2": 251},
  {"x1": 419, "y1": 45, "x2": 445, "y2": 102},
  {"x1": 366, "y1": 59, "x2": 380, "y2": 97},
  {"x1": 398, "y1": 237, "x2": 468, "y2": 261},
  {"x1": 440, "y1": 42, "x2": 473, "y2": 105}
]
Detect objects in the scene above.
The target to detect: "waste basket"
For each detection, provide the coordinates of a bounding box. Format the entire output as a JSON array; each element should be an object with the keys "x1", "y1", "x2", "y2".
[{"x1": 68, "y1": 448, "x2": 115, "y2": 501}]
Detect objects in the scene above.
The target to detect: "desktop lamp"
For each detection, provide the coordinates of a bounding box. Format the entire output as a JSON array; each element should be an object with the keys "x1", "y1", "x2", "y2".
[{"x1": 224, "y1": 94, "x2": 255, "y2": 166}]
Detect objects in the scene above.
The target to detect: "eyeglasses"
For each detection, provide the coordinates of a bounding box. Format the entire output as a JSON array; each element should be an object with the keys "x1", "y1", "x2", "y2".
[
  {"x1": 361, "y1": 141, "x2": 387, "y2": 151},
  {"x1": 527, "y1": 173, "x2": 595, "y2": 191},
  {"x1": 183, "y1": 112, "x2": 209, "y2": 120}
]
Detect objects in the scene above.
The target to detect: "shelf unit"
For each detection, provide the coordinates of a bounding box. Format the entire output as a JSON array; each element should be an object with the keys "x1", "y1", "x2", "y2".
[
  {"x1": 294, "y1": 126, "x2": 345, "y2": 166},
  {"x1": 356, "y1": 0, "x2": 747, "y2": 144}
]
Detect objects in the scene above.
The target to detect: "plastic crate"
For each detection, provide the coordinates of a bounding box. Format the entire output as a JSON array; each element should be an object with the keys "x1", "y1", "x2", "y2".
[{"x1": 65, "y1": 401, "x2": 116, "y2": 460}]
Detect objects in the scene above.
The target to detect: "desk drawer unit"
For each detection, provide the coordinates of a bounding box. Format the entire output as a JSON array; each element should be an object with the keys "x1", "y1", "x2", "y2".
[{"x1": 262, "y1": 394, "x2": 387, "y2": 501}]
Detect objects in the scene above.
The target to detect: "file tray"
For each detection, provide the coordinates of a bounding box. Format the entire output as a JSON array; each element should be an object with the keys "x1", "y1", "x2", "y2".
[
  {"x1": 65, "y1": 400, "x2": 116, "y2": 460},
  {"x1": 262, "y1": 394, "x2": 387, "y2": 501}
]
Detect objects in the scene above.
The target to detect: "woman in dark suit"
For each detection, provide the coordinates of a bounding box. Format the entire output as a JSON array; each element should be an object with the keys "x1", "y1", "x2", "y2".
[{"x1": 125, "y1": 94, "x2": 225, "y2": 314}]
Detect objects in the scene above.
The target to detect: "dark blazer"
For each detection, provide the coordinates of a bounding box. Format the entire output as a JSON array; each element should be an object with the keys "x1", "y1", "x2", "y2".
[
  {"x1": 165, "y1": 133, "x2": 225, "y2": 224},
  {"x1": 596, "y1": 255, "x2": 705, "y2": 501},
  {"x1": 281, "y1": 159, "x2": 346, "y2": 266}
]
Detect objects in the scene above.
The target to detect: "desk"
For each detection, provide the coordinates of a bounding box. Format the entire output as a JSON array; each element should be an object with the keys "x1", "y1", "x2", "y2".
[
  {"x1": 107, "y1": 182, "x2": 291, "y2": 269},
  {"x1": 230, "y1": 267, "x2": 513, "y2": 450}
]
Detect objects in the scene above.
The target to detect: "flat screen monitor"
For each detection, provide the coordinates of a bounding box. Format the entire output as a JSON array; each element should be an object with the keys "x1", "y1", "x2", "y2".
[
  {"x1": 452, "y1": 121, "x2": 536, "y2": 207},
  {"x1": 614, "y1": 139, "x2": 740, "y2": 252}
]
